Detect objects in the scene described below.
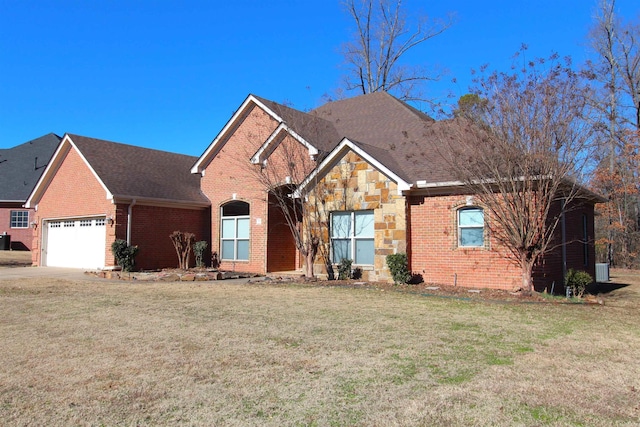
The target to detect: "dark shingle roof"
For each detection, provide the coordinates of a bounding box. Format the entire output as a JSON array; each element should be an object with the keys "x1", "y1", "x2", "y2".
[
  {"x1": 67, "y1": 134, "x2": 209, "y2": 204},
  {"x1": 310, "y1": 92, "x2": 463, "y2": 184},
  {"x1": 0, "y1": 133, "x2": 61, "y2": 202},
  {"x1": 252, "y1": 95, "x2": 339, "y2": 153}
]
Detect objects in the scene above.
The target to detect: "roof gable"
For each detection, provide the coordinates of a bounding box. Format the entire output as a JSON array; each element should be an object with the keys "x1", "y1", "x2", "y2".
[
  {"x1": 195, "y1": 91, "x2": 510, "y2": 189},
  {"x1": 27, "y1": 134, "x2": 209, "y2": 208},
  {"x1": 192, "y1": 94, "x2": 333, "y2": 174},
  {"x1": 294, "y1": 137, "x2": 411, "y2": 198},
  {"x1": 0, "y1": 133, "x2": 61, "y2": 202}
]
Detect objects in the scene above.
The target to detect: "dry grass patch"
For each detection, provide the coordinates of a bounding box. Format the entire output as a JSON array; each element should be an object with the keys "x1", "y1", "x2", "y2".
[
  {"x1": 0, "y1": 250, "x2": 31, "y2": 267},
  {"x1": 1, "y1": 277, "x2": 639, "y2": 426}
]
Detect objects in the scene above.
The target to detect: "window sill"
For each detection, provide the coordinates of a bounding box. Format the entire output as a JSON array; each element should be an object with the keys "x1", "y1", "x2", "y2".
[{"x1": 334, "y1": 264, "x2": 374, "y2": 270}]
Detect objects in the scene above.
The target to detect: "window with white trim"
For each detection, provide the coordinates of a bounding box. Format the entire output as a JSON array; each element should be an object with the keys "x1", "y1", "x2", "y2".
[
  {"x1": 458, "y1": 207, "x2": 484, "y2": 247},
  {"x1": 220, "y1": 201, "x2": 250, "y2": 261},
  {"x1": 10, "y1": 211, "x2": 29, "y2": 228},
  {"x1": 331, "y1": 210, "x2": 374, "y2": 265}
]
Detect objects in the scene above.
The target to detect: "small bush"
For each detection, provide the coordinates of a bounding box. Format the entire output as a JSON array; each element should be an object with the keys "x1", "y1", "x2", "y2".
[
  {"x1": 565, "y1": 269, "x2": 593, "y2": 298},
  {"x1": 193, "y1": 240, "x2": 208, "y2": 268},
  {"x1": 387, "y1": 253, "x2": 411, "y2": 284},
  {"x1": 111, "y1": 239, "x2": 139, "y2": 272},
  {"x1": 337, "y1": 258, "x2": 353, "y2": 280}
]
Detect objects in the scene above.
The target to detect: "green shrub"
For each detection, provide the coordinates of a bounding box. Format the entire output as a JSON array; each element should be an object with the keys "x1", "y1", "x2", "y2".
[
  {"x1": 337, "y1": 258, "x2": 353, "y2": 280},
  {"x1": 386, "y1": 253, "x2": 411, "y2": 284},
  {"x1": 111, "y1": 239, "x2": 139, "y2": 272},
  {"x1": 565, "y1": 269, "x2": 593, "y2": 298},
  {"x1": 193, "y1": 240, "x2": 208, "y2": 268}
]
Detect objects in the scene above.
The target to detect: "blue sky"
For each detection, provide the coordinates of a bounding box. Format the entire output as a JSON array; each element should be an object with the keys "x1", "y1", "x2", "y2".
[{"x1": 1, "y1": 0, "x2": 638, "y2": 156}]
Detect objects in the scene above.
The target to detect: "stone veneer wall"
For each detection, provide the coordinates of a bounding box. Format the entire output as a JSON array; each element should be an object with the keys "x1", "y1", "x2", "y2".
[{"x1": 307, "y1": 151, "x2": 406, "y2": 282}]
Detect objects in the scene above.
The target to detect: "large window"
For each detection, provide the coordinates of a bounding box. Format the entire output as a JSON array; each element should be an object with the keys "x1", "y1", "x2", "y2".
[
  {"x1": 10, "y1": 211, "x2": 29, "y2": 228},
  {"x1": 331, "y1": 210, "x2": 374, "y2": 265},
  {"x1": 458, "y1": 207, "x2": 484, "y2": 247},
  {"x1": 220, "y1": 201, "x2": 250, "y2": 261}
]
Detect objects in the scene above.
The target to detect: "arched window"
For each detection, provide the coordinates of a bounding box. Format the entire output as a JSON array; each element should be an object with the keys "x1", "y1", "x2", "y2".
[
  {"x1": 221, "y1": 201, "x2": 250, "y2": 261},
  {"x1": 458, "y1": 207, "x2": 484, "y2": 247}
]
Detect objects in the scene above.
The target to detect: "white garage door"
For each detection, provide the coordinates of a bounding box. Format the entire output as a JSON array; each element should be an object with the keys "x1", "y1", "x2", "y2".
[{"x1": 44, "y1": 218, "x2": 106, "y2": 269}]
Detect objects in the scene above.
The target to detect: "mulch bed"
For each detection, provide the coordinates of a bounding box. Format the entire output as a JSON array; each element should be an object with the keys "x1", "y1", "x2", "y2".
[
  {"x1": 85, "y1": 269, "x2": 260, "y2": 282},
  {"x1": 261, "y1": 275, "x2": 605, "y2": 305},
  {"x1": 85, "y1": 269, "x2": 604, "y2": 305}
]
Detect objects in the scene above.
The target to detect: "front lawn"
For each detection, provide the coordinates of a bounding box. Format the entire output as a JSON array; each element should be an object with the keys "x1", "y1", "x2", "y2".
[{"x1": 0, "y1": 273, "x2": 639, "y2": 426}]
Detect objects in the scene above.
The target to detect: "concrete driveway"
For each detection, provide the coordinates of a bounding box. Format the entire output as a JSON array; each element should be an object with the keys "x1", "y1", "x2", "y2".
[
  {"x1": 0, "y1": 266, "x2": 97, "y2": 281},
  {"x1": 0, "y1": 264, "x2": 265, "y2": 285}
]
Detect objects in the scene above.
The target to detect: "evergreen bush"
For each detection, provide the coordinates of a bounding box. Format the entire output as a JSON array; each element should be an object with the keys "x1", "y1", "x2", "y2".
[
  {"x1": 111, "y1": 239, "x2": 139, "y2": 272},
  {"x1": 386, "y1": 253, "x2": 411, "y2": 284},
  {"x1": 193, "y1": 240, "x2": 208, "y2": 268},
  {"x1": 565, "y1": 269, "x2": 593, "y2": 298},
  {"x1": 338, "y1": 258, "x2": 353, "y2": 280}
]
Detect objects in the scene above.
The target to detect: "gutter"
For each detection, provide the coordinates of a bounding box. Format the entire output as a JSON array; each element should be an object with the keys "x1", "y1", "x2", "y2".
[
  {"x1": 127, "y1": 199, "x2": 136, "y2": 245},
  {"x1": 111, "y1": 194, "x2": 210, "y2": 209},
  {"x1": 561, "y1": 198, "x2": 567, "y2": 282}
]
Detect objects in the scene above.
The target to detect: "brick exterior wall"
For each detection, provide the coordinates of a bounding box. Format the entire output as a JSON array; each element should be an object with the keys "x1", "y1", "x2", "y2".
[
  {"x1": 0, "y1": 205, "x2": 35, "y2": 250},
  {"x1": 409, "y1": 194, "x2": 597, "y2": 292},
  {"x1": 31, "y1": 146, "x2": 117, "y2": 267},
  {"x1": 533, "y1": 200, "x2": 597, "y2": 292},
  {"x1": 408, "y1": 194, "x2": 523, "y2": 290},
  {"x1": 200, "y1": 104, "x2": 312, "y2": 274},
  {"x1": 127, "y1": 204, "x2": 209, "y2": 270},
  {"x1": 31, "y1": 145, "x2": 209, "y2": 270}
]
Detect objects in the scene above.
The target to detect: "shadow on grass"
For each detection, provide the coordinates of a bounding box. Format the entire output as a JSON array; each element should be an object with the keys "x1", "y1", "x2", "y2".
[{"x1": 589, "y1": 281, "x2": 630, "y2": 295}]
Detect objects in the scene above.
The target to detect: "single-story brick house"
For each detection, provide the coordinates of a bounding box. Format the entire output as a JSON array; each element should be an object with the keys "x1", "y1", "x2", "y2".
[
  {"x1": 192, "y1": 92, "x2": 603, "y2": 291},
  {"x1": 22, "y1": 92, "x2": 601, "y2": 292},
  {"x1": 26, "y1": 134, "x2": 210, "y2": 269},
  {"x1": 0, "y1": 133, "x2": 60, "y2": 250}
]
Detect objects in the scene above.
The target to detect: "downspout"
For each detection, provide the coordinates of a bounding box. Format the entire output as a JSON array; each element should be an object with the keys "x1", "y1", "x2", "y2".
[
  {"x1": 127, "y1": 199, "x2": 136, "y2": 245},
  {"x1": 561, "y1": 198, "x2": 567, "y2": 284}
]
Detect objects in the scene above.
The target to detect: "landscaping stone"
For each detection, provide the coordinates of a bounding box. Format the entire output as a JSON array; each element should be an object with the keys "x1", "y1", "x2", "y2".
[
  {"x1": 85, "y1": 268, "x2": 259, "y2": 283},
  {"x1": 160, "y1": 273, "x2": 181, "y2": 282}
]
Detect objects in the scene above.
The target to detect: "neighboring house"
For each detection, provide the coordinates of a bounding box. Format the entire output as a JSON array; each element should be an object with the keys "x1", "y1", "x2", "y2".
[
  {"x1": 0, "y1": 133, "x2": 61, "y2": 250},
  {"x1": 26, "y1": 134, "x2": 210, "y2": 269},
  {"x1": 192, "y1": 92, "x2": 602, "y2": 291}
]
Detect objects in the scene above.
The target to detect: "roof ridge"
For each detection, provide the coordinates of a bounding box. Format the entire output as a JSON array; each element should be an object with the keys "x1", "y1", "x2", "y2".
[
  {"x1": 312, "y1": 91, "x2": 434, "y2": 123},
  {"x1": 384, "y1": 93, "x2": 435, "y2": 123},
  {"x1": 66, "y1": 133, "x2": 198, "y2": 159}
]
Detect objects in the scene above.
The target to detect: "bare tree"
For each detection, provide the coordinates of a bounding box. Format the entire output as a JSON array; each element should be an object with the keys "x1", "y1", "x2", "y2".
[
  {"x1": 254, "y1": 137, "x2": 324, "y2": 278},
  {"x1": 617, "y1": 19, "x2": 640, "y2": 129},
  {"x1": 587, "y1": 0, "x2": 621, "y2": 173},
  {"x1": 170, "y1": 231, "x2": 195, "y2": 270},
  {"x1": 586, "y1": 0, "x2": 640, "y2": 267},
  {"x1": 341, "y1": 0, "x2": 454, "y2": 103},
  {"x1": 442, "y1": 52, "x2": 594, "y2": 294},
  {"x1": 231, "y1": 105, "x2": 340, "y2": 279}
]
